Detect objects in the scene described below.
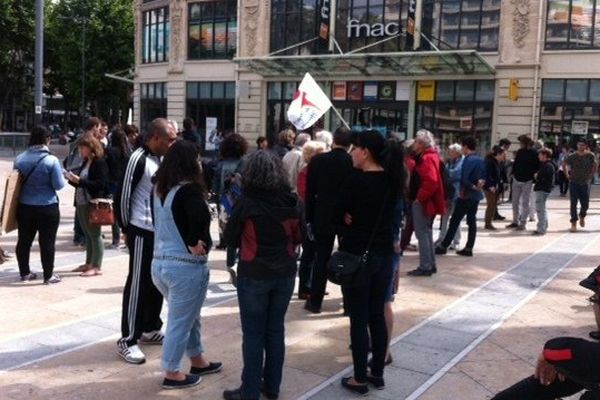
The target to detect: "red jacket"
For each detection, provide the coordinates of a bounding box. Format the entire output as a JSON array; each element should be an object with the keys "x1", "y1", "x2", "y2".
[
  {"x1": 296, "y1": 166, "x2": 308, "y2": 201},
  {"x1": 415, "y1": 148, "x2": 446, "y2": 217}
]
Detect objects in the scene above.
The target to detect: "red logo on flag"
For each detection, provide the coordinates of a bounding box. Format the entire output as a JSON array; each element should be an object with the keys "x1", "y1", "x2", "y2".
[{"x1": 293, "y1": 91, "x2": 321, "y2": 111}]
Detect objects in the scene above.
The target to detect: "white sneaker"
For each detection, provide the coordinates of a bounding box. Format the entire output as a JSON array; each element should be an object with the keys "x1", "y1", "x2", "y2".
[
  {"x1": 117, "y1": 343, "x2": 146, "y2": 364},
  {"x1": 139, "y1": 330, "x2": 164, "y2": 345}
]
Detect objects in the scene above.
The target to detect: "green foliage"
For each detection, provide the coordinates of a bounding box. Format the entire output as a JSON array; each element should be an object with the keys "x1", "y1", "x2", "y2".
[
  {"x1": 0, "y1": 0, "x2": 35, "y2": 117},
  {"x1": 46, "y1": 0, "x2": 134, "y2": 123}
]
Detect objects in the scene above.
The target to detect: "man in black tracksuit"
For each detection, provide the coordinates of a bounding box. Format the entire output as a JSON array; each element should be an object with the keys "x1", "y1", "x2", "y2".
[
  {"x1": 493, "y1": 336, "x2": 600, "y2": 400},
  {"x1": 304, "y1": 127, "x2": 354, "y2": 313},
  {"x1": 115, "y1": 118, "x2": 177, "y2": 364}
]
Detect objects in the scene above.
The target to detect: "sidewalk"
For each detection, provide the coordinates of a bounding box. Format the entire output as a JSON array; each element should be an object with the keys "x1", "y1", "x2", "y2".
[{"x1": 0, "y1": 163, "x2": 598, "y2": 400}]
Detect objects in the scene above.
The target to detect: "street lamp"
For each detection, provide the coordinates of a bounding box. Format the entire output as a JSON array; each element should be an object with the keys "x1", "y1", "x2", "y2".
[{"x1": 58, "y1": 15, "x2": 88, "y2": 128}]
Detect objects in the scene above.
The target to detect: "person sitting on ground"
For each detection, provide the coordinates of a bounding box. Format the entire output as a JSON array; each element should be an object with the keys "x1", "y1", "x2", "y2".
[
  {"x1": 65, "y1": 134, "x2": 110, "y2": 277},
  {"x1": 151, "y1": 140, "x2": 223, "y2": 390},
  {"x1": 222, "y1": 150, "x2": 304, "y2": 400},
  {"x1": 492, "y1": 337, "x2": 600, "y2": 400},
  {"x1": 14, "y1": 126, "x2": 66, "y2": 284},
  {"x1": 532, "y1": 148, "x2": 555, "y2": 236}
]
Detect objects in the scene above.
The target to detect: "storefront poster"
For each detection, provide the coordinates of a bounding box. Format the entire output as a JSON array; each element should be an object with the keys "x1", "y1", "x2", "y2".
[
  {"x1": 205, "y1": 117, "x2": 219, "y2": 151},
  {"x1": 347, "y1": 81, "x2": 363, "y2": 101},
  {"x1": 396, "y1": 81, "x2": 410, "y2": 101},
  {"x1": 378, "y1": 82, "x2": 396, "y2": 101},
  {"x1": 364, "y1": 81, "x2": 378, "y2": 102},
  {"x1": 417, "y1": 81, "x2": 436, "y2": 101},
  {"x1": 332, "y1": 82, "x2": 347, "y2": 100},
  {"x1": 572, "y1": 120, "x2": 589, "y2": 135}
]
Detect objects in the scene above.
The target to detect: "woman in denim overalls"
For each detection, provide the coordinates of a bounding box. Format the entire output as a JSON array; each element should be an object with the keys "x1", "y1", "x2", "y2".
[{"x1": 151, "y1": 141, "x2": 222, "y2": 390}]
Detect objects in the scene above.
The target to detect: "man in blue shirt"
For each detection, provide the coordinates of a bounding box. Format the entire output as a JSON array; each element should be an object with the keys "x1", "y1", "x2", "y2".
[{"x1": 436, "y1": 136, "x2": 485, "y2": 257}]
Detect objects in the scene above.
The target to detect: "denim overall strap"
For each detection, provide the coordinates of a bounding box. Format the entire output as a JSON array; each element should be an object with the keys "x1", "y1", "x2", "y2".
[{"x1": 153, "y1": 184, "x2": 207, "y2": 264}]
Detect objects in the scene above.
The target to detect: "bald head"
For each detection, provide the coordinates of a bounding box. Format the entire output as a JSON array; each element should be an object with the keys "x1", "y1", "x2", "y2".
[
  {"x1": 147, "y1": 118, "x2": 170, "y2": 140},
  {"x1": 146, "y1": 118, "x2": 177, "y2": 156}
]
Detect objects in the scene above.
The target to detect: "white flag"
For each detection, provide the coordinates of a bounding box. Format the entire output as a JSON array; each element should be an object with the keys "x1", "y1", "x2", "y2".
[{"x1": 287, "y1": 73, "x2": 332, "y2": 131}]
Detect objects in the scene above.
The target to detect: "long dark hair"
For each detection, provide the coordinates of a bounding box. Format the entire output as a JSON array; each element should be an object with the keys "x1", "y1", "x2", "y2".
[
  {"x1": 110, "y1": 127, "x2": 129, "y2": 156},
  {"x1": 154, "y1": 140, "x2": 206, "y2": 201},
  {"x1": 353, "y1": 130, "x2": 407, "y2": 195}
]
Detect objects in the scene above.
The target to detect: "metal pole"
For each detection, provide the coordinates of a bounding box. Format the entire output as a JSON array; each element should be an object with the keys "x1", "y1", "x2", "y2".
[
  {"x1": 34, "y1": 0, "x2": 44, "y2": 126},
  {"x1": 328, "y1": 0, "x2": 337, "y2": 53},
  {"x1": 413, "y1": 0, "x2": 423, "y2": 50},
  {"x1": 81, "y1": 20, "x2": 86, "y2": 127}
]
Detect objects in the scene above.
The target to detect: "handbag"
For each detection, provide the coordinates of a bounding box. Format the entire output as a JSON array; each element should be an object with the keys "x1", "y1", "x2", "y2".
[
  {"x1": 88, "y1": 198, "x2": 115, "y2": 226},
  {"x1": 327, "y1": 192, "x2": 389, "y2": 287}
]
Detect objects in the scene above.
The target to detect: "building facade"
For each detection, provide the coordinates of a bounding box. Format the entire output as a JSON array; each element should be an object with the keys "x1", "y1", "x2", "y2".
[{"x1": 134, "y1": 0, "x2": 600, "y2": 151}]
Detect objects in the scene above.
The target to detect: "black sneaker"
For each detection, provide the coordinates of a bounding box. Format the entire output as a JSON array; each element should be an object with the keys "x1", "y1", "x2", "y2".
[
  {"x1": 190, "y1": 361, "x2": 223, "y2": 376},
  {"x1": 341, "y1": 377, "x2": 369, "y2": 395},
  {"x1": 162, "y1": 374, "x2": 202, "y2": 390},
  {"x1": 20, "y1": 273, "x2": 37, "y2": 282},
  {"x1": 493, "y1": 214, "x2": 506, "y2": 221},
  {"x1": 506, "y1": 223, "x2": 519, "y2": 228},
  {"x1": 261, "y1": 387, "x2": 279, "y2": 400},
  {"x1": 304, "y1": 300, "x2": 321, "y2": 314},
  {"x1": 366, "y1": 375, "x2": 385, "y2": 390},
  {"x1": 222, "y1": 388, "x2": 258, "y2": 400},
  {"x1": 434, "y1": 247, "x2": 447, "y2": 255},
  {"x1": 407, "y1": 268, "x2": 432, "y2": 277},
  {"x1": 456, "y1": 249, "x2": 473, "y2": 257}
]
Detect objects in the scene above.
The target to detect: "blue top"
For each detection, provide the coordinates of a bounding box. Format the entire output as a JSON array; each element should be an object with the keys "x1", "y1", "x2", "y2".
[
  {"x1": 459, "y1": 153, "x2": 485, "y2": 202},
  {"x1": 14, "y1": 146, "x2": 66, "y2": 206},
  {"x1": 447, "y1": 156, "x2": 464, "y2": 201}
]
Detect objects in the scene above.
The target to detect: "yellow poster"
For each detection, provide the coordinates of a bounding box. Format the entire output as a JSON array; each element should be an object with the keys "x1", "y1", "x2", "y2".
[{"x1": 417, "y1": 81, "x2": 436, "y2": 101}]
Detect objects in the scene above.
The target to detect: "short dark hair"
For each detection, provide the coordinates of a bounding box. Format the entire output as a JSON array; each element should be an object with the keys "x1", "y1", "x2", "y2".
[
  {"x1": 256, "y1": 136, "x2": 267, "y2": 147},
  {"x1": 461, "y1": 135, "x2": 477, "y2": 151},
  {"x1": 29, "y1": 125, "x2": 51, "y2": 146},
  {"x1": 183, "y1": 117, "x2": 194, "y2": 131},
  {"x1": 539, "y1": 148, "x2": 553, "y2": 159},
  {"x1": 499, "y1": 138, "x2": 511, "y2": 147},
  {"x1": 124, "y1": 124, "x2": 139, "y2": 136},
  {"x1": 85, "y1": 117, "x2": 101, "y2": 132},
  {"x1": 333, "y1": 126, "x2": 352, "y2": 147}
]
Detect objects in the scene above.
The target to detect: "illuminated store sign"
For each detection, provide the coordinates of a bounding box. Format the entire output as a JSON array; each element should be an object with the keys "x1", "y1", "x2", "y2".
[{"x1": 347, "y1": 18, "x2": 401, "y2": 38}]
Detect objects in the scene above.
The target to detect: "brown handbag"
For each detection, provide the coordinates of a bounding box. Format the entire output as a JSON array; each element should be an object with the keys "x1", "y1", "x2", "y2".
[{"x1": 88, "y1": 198, "x2": 115, "y2": 226}]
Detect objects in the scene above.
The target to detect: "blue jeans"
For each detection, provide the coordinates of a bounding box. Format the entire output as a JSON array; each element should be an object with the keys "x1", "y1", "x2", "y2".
[
  {"x1": 442, "y1": 198, "x2": 480, "y2": 251},
  {"x1": 570, "y1": 182, "x2": 591, "y2": 223},
  {"x1": 151, "y1": 261, "x2": 210, "y2": 372},
  {"x1": 535, "y1": 191, "x2": 549, "y2": 233},
  {"x1": 237, "y1": 276, "x2": 295, "y2": 399}
]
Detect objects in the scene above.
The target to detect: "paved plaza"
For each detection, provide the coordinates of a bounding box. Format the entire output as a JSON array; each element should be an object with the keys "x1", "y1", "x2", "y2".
[{"x1": 0, "y1": 153, "x2": 598, "y2": 400}]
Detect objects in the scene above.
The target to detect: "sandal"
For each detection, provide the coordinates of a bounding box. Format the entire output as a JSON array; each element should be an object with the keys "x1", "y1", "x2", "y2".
[
  {"x1": 80, "y1": 268, "x2": 102, "y2": 277},
  {"x1": 72, "y1": 264, "x2": 91, "y2": 273}
]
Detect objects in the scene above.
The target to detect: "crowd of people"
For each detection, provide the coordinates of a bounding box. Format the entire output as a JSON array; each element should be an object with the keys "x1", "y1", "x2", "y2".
[{"x1": 10, "y1": 115, "x2": 600, "y2": 398}]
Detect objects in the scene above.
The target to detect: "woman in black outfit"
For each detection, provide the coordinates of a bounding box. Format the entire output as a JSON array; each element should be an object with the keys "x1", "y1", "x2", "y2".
[
  {"x1": 106, "y1": 127, "x2": 130, "y2": 247},
  {"x1": 483, "y1": 145, "x2": 506, "y2": 230},
  {"x1": 335, "y1": 130, "x2": 406, "y2": 395}
]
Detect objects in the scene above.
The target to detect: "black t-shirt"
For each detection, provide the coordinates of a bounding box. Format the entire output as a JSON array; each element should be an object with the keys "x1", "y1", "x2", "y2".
[
  {"x1": 153, "y1": 183, "x2": 212, "y2": 253},
  {"x1": 335, "y1": 171, "x2": 397, "y2": 256}
]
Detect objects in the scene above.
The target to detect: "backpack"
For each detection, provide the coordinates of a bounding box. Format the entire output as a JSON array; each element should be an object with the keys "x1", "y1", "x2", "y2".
[
  {"x1": 440, "y1": 161, "x2": 455, "y2": 200},
  {"x1": 220, "y1": 171, "x2": 243, "y2": 216}
]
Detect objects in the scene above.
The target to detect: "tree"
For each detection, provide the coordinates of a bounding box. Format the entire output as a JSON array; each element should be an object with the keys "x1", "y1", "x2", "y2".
[
  {"x1": 46, "y1": 0, "x2": 134, "y2": 126},
  {"x1": 0, "y1": 0, "x2": 35, "y2": 130}
]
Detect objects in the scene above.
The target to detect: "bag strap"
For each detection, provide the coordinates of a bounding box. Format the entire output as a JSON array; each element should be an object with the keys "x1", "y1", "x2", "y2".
[
  {"x1": 22, "y1": 153, "x2": 50, "y2": 185},
  {"x1": 363, "y1": 190, "x2": 389, "y2": 258}
]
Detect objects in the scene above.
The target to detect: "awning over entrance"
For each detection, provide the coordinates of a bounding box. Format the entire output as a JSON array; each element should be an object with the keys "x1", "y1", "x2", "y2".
[{"x1": 234, "y1": 50, "x2": 495, "y2": 79}]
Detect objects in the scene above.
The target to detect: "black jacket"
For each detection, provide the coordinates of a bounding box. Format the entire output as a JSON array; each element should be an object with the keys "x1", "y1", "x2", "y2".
[
  {"x1": 69, "y1": 157, "x2": 110, "y2": 199},
  {"x1": 224, "y1": 190, "x2": 305, "y2": 280},
  {"x1": 513, "y1": 148, "x2": 540, "y2": 182},
  {"x1": 305, "y1": 148, "x2": 354, "y2": 236},
  {"x1": 484, "y1": 157, "x2": 502, "y2": 190},
  {"x1": 534, "y1": 161, "x2": 555, "y2": 193}
]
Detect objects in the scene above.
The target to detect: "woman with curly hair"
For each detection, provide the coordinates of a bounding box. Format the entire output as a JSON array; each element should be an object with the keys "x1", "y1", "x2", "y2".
[{"x1": 222, "y1": 150, "x2": 304, "y2": 400}]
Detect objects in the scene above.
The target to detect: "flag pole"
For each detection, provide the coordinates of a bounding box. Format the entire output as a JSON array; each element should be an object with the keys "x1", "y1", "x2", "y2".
[{"x1": 330, "y1": 106, "x2": 350, "y2": 129}]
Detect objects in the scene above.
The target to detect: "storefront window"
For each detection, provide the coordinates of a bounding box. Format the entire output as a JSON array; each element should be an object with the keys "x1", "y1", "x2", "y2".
[
  {"x1": 140, "y1": 82, "x2": 167, "y2": 131},
  {"x1": 188, "y1": 0, "x2": 237, "y2": 59},
  {"x1": 416, "y1": 80, "x2": 495, "y2": 151},
  {"x1": 186, "y1": 81, "x2": 236, "y2": 152},
  {"x1": 270, "y1": 0, "x2": 319, "y2": 55},
  {"x1": 546, "y1": 0, "x2": 600, "y2": 49},
  {"x1": 424, "y1": 0, "x2": 501, "y2": 51},
  {"x1": 142, "y1": 7, "x2": 169, "y2": 63},
  {"x1": 540, "y1": 79, "x2": 600, "y2": 145}
]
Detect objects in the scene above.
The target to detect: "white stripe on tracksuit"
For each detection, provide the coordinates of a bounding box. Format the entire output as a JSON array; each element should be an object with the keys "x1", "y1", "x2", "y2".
[
  {"x1": 123, "y1": 235, "x2": 143, "y2": 344},
  {"x1": 120, "y1": 148, "x2": 144, "y2": 228}
]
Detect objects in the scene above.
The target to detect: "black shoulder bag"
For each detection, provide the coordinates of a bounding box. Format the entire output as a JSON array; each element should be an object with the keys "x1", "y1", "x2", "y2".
[{"x1": 327, "y1": 192, "x2": 388, "y2": 288}]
